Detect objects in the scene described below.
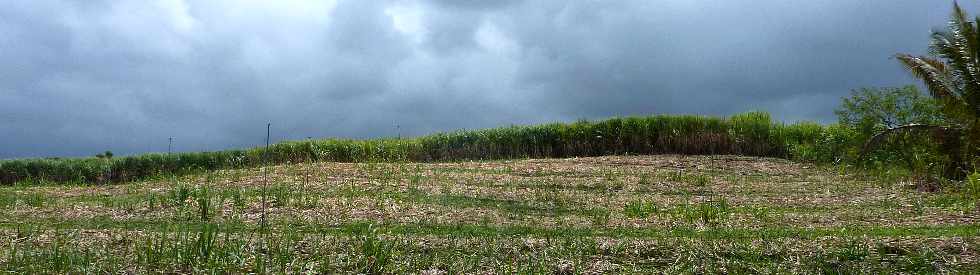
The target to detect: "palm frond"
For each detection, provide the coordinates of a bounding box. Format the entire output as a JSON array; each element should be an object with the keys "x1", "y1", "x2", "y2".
[
  {"x1": 896, "y1": 53, "x2": 957, "y2": 100},
  {"x1": 930, "y1": 30, "x2": 979, "y2": 91},
  {"x1": 896, "y1": 54, "x2": 974, "y2": 122},
  {"x1": 951, "y1": 2, "x2": 978, "y2": 51},
  {"x1": 944, "y1": 3, "x2": 980, "y2": 107}
]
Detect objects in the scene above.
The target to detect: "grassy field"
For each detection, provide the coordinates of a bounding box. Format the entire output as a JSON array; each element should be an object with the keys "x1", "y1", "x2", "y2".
[{"x1": 1, "y1": 155, "x2": 978, "y2": 273}]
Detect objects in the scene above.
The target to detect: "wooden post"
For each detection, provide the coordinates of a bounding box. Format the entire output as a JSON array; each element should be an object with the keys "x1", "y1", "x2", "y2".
[{"x1": 261, "y1": 123, "x2": 271, "y2": 229}]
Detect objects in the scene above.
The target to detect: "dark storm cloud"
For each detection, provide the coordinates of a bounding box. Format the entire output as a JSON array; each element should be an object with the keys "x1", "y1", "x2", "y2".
[{"x1": 0, "y1": 0, "x2": 972, "y2": 158}]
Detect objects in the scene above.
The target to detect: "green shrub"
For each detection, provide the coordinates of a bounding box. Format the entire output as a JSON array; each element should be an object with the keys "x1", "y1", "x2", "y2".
[{"x1": 834, "y1": 86, "x2": 947, "y2": 172}]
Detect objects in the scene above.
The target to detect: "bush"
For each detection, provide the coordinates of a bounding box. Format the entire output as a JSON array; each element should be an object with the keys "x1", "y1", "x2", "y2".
[
  {"x1": 834, "y1": 86, "x2": 947, "y2": 172},
  {"x1": 835, "y1": 86, "x2": 943, "y2": 137}
]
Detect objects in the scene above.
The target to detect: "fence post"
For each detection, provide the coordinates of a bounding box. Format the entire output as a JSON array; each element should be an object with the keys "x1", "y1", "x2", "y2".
[{"x1": 261, "y1": 123, "x2": 271, "y2": 229}]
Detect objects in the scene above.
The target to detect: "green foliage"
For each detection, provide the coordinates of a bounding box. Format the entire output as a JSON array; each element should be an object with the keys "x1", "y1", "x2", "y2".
[
  {"x1": 354, "y1": 224, "x2": 396, "y2": 274},
  {"x1": 624, "y1": 200, "x2": 659, "y2": 218},
  {"x1": 966, "y1": 172, "x2": 980, "y2": 199},
  {"x1": 897, "y1": 3, "x2": 980, "y2": 126},
  {"x1": 1, "y1": 112, "x2": 836, "y2": 185},
  {"x1": 897, "y1": 4, "x2": 980, "y2": 179},
  {"x1": 835, "y1": 86, "x2": 948, "y2": 172},
  {"x1": 784, "y1": 123, "x2": 860, "y2": 163},
  {"x1": 691, "y1": 199, "x2": 731, "y2": 227},
  {"x1": 835, "y1": 86, "x2": 944, "y2": 137}
]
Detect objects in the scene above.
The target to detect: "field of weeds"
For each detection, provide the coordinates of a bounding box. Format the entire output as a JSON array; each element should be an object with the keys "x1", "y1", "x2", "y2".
[{"x1": 1, "y1": 155, "x2": 978, "y2": 273}]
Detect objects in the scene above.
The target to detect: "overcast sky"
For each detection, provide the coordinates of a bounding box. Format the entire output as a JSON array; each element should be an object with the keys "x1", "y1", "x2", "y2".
[{"x1": 0, "y1": 0, "x2": 974, "y2": 158}]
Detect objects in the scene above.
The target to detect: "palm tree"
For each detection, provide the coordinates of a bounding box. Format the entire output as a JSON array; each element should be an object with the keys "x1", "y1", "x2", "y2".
[{"x1": 870, "y1": 2, "x2": 980, "y2": 179}]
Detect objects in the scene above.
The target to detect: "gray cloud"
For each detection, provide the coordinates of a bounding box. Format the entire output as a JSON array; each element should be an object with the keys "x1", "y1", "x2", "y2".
[{"x1": 0, "y1": 0, "x2": 971, "y2": 158}]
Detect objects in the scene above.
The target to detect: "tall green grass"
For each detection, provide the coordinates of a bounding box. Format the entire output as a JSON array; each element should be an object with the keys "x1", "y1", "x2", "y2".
[{"x1": 0, "y1": 111, "x2": 847, "y2": 185}]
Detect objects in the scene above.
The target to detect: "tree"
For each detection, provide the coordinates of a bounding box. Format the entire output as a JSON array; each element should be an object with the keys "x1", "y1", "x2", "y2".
[
  {"x1": 836, "y1": 86, "x2": 944, "y2": 172},
  {"x1": 879, "y1": 2, "x2": 980, "y2": 179},
  {"x1": 836, "y1": 86, "x2": 943, "y2": 135}
]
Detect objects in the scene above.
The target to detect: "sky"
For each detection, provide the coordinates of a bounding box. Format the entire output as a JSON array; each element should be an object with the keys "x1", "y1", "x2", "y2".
[{"x1": 0, "y1": 0, "x2": 975, "y2": 159}]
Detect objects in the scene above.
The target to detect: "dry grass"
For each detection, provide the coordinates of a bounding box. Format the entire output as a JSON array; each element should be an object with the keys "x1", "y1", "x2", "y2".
[{"x1": 1, "y1": 155, "x2": 978, "y2": 273}]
